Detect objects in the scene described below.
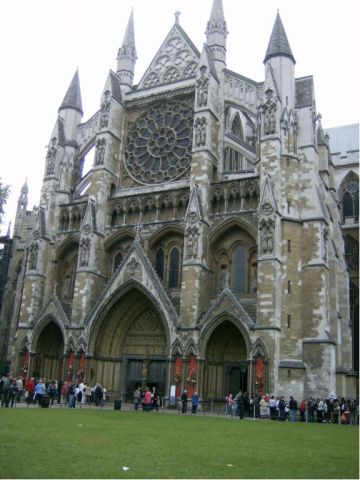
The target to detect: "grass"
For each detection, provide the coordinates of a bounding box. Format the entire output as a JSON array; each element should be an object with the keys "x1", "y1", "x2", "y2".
[{"x1": 0, "y1": 408, "x2": 358, "y2": 479}]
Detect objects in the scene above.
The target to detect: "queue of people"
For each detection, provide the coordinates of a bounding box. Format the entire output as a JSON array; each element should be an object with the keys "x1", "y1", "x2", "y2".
[
  {"x1": 225, "y1": 390, "x2": 359, "y2": 425},
  {"x1": 0, "y1": 374, "x2": 108, "y2": 409}
]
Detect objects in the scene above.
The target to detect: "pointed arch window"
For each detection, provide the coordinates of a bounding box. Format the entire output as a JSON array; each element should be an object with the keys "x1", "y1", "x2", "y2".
[
  {"x1": 168, "y1": 247, "x2": 180, "y2": 288},
  {"x1": 113, "y1": 252, "x2": 123, "y2": 273},
  {"x1": 155, "y1": 248, "x2": 165, "y2": 281},
  {"x1": 232, "y1": 246, "x2": 247, "y2": 293},
  {"x1": 231, "y1": 246, "x2": 247, "y2": 293},
  {"x1": 341, "y1": 174, "x2": 359, "y2": 223}
]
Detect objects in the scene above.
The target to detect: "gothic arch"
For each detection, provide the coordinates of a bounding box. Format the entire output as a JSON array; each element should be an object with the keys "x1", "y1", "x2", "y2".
[
  {"x1": 65, "y1": 336, "x2": 76, "y2": 353},
  {"x1": 251, "y1": 337, "x2": 269, "y2": 361},
  {"x1": 148, "y1": 224, "x2": 185, "y2": 249},
  {"x1": 55, "y1": 234, "x2": 80, "y2": 260},
  {"x1": 338, "y1": 171, "x2": 359, "y2": 223},
  {"x1": 198, "y1": 311, "x2": 251, "y2": 359},
  {"x1": 184, "y1": 338, "x2": 198, "y2": 358},
  {"x1": 76, "y1": 336, "x2": 88, "y2": 353},
  {"x1": 87, "y1": 279, "x2": 172, "y2": 355},
  {"x1": 171, "y1": 338, "x2": 183, "y2": 357},
  {"x1": 30, "y1": 314, "x2": 65, "y2": 352},
  {"x1": 209, "y1": 216, "x2": 257, "y2": 245}
]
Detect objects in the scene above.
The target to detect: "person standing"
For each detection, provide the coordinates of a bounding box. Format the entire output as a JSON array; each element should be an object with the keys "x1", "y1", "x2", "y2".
[
  {"x1": 181, "y1": 389, "x2": 188, "y2": 414},
  {"x1": 143, "y1": 387, "x2": 152, "y2": 411},
  {"x1": 299, "y1": 399, "x2": 306, "y2": 422},
  {"x1": 33, "y1": 379, "x2": 46, "y2": 405},
  {"x1": 191, "y1": 392, "x2": 200, "y2": 414},
  {"x1": 289, "y1": 395, "x2": 297, "y2": 422},
  {"x1": 68, "y1": 383, "x2": 76, "y2": 408},
  {"x1": 226, "y1": 393, "x2": 234, "y2": 416},
  {"x1": 133, "y1": 387, "x2": 141, "y2": 410},
  {"x1": 94, "y1": 383, "x2": 103, "y2": 406}
]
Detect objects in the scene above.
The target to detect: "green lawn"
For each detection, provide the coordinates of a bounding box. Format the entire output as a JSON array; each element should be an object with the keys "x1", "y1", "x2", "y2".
[{"x1": 0, "y1": 408, "x2": 358, "y2": 479}]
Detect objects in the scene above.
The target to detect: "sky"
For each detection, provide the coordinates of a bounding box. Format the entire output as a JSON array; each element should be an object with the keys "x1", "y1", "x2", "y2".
[{"x1": 0, "y1": 0, "x2": 359, "y2": 236}]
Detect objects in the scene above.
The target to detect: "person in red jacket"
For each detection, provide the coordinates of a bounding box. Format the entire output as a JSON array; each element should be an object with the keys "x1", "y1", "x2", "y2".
[
  {"x1": 25, "y1": 377, "x2": 35, "y2": 404},
  {"x1": 143, "y1": 387, "x2": 152, "y2": 411}
]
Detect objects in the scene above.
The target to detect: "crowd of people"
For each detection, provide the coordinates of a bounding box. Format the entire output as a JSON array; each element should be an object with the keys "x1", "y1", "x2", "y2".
[
  {"x1": 225, "y1": 391, "x2": 359, "y2": 424},
  {"x1": 1, "y1": 373, "x2": 358, "y2": 426},
  {"x1": 0, "y1": 373, "x2": 108, "y2": 409}
]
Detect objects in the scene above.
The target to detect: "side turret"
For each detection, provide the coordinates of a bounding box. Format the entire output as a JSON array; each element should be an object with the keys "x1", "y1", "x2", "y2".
[
  {"x1": 205, "y1": 0, "x2": 228, "y2": 68},
  {"x1": 116, "y1": 10, "x2": 137, "y2": 87}
]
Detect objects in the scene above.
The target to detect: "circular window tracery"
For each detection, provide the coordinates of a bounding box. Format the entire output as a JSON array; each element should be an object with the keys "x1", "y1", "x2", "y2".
[{"x1": 125, "y1": 102, "x2": 193, "y2": 184}]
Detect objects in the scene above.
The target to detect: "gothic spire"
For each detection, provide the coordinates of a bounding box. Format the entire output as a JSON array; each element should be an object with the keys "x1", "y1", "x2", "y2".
[
  {"x1": 205, "y1": 0, "x2": 228, "y2": 65},
  {"x1": 18, "y1": 178, "x2": 28, "y2": 209},
  {"x1": 117, "y1": 9, "x2": 137, "y2": 86},
  {"x1": 59, "y1": 70, "x2": 83, "y2": 114},
  {"x1": 264, "y1": 12, "x2": 295, "y2": 64}
]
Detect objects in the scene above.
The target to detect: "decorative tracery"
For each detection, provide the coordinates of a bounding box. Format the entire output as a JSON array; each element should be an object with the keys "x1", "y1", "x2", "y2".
[{"x1": 125, "y1": 102, "x2": 193, "y2": 184}]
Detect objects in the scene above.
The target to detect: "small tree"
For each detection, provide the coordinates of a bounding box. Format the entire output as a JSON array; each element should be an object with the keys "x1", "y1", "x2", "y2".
[{"x1": 0, "y1": 178, "x2": 10, "y2": 225}]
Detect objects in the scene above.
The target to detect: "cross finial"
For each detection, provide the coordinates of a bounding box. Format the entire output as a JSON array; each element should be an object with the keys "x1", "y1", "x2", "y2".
[{"x1": 175, "y1": 11, "x2": 180, "y2": 24}]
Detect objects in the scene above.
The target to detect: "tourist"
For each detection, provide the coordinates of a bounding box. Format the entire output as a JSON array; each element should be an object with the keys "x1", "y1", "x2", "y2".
[
  {"x1": 25, "y1": 377, "x2": 35, "y2": 404},
  {"x1": 33, "y1": 379, "x2": 46, "y2": 405},
  {"x1": 68, "y1": 383, "x2": 76, "y2": 408},
  {"x1": 349, "y1": 399, "x2": 358, "y2": 425},
  {"x1": 94, "y1": 383, "x2": 103, "y2": 406},
  {"x1": 143, "y1": 387, "x2": 152, "y2": 411},
  {"x1": 181, "y1": 389, "x2": 188, "y2": 414},
  {"x1": 226, "y1": 393, "x2": 234, "y2": 416},
  {"x1": 299, "y1": 399, "x2": 306, "y2": 422},
  {"x1": 60, "y1": 382, "x2": 68, "y2": 404},
  {"x1": 133, "y1": 386, "x2": 141, "y2": 410},
  {"x1": 332, "y1": 398, "x2": 340, "y2": 424},
  {"x1": 84, "y1": 383, "x2": 92, "y2": 405},
  {"x1": 289, "y1": 395, "x2": 297, "y2": 422},
  {"x1": 259, "y1": 396, "x2": 267, "y2": 419},
  {"x1": 269, "y1": 395, "x2": 276, "y2": 420},
  {"x1": 191, "y1": 392, "x2": 200, "y2": 414},
  {"x1": 316, "y1": 398, "x2": 325, "y2": 423},
  {"x1": 16, "y1": 377, "x2": 23, "y2": 403},
  {"x1": 47, "y1": 380, "x2": 57, "y2": 405},
  {"x1": 278, "y1": 396, "x2": 286, "y2": 421}
]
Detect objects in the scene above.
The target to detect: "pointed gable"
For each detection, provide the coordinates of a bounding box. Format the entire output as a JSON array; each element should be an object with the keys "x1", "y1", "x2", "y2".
[
  {"x1": 137, "y1": 22, "x2": 200, "y2": 90},
  {"x1": 86, "y1": 238, "x2": 179, "y2": 328}
]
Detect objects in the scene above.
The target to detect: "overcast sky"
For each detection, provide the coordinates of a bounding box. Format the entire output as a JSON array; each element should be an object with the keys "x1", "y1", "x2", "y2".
[{"x1": 0, "y1": 0, "x2": 359, "y2": 236}]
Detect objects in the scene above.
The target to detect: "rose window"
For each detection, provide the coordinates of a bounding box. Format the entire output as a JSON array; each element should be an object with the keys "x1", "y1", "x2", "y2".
[{"x1": 125, "y1": 102, "x2": 193, "y2": 184}]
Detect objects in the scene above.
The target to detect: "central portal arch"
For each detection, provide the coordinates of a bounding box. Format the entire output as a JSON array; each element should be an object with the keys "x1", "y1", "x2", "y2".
[
  {"x1": 202, "y1": 319, "x2": 249, "y2": 401},
  {"x1": 91, "y1": 287, "x2": 170, "y2": 398}
]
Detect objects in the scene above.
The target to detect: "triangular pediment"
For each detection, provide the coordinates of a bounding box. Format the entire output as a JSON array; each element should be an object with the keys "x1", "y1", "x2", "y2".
[
  {"x1": 86, "y1": 239, "x2": 179, "y2": 328},
  {"x1": 258, "y1": 175, "x2": 278, "y2": 216},
  {"x1": 31, "y1": 294, "x2": 70, "y2": 328},
  {"x1": 137, "y1": 23, "x2": 200, "y2": 90},
  {"x1": 197, "y1": 288, "x2": 255, "y2": 329}
]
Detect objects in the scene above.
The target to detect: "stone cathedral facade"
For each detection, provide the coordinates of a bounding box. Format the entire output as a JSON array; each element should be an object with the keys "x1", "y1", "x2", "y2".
[{"x1": 1, "y1": 0, "x2": 358, "y2": 401}]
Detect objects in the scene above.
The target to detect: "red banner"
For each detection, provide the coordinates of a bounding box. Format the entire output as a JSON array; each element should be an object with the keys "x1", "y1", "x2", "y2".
[
  {"x1": 21, "y1": 351, "x2": 29, "y2": 380},
  {"x1": 254, "y1": 357, "x2": 265, "y2": 396},
  {"x1": 186, "y1": 355, "x2": 197, "y2": 398},
  {"x1": 67, "y1": 352, "x2": 75, "y2": 382},
  {"x1": 174, "y1": 356, "x2": 183, "y2": 398},
  {"x1": 77, "y1": 352, "x2": 86, "y2": 381}
]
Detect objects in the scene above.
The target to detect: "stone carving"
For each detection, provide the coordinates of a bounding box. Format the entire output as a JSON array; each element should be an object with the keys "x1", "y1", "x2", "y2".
[
  {"x1": 164, "y1": 66, "x2": 181, "y2": 83},
  {"x1": 46, "y1": 137, "x2": 57, "y2": 175},
  {"x1": 261, "y1": 202, "x2": 273, "y2": 215},
  {"x1": 82, "y1": 224, "x2": 91, "y2": 235},
  {"x1": 186, "y1": 225, "x2": 199, "y2": 259},
  {"x1": 195, "y1": 116, "x2": 207, "y2": 147},
  {"x1": 262, "y1": 89, "x2": 277, "y2": 135},
  {"x1": 197, "y1": 66, "x2": 209, "y2": 107},
  {"x1": 80, "y1": 237, "x2": 91, "y2": 267},
  {"x1": 28, "y1": 242, "x2": 39, "y2": 270},
  {"x1": 143, "y1": 72, "x2": 160, "y2": 88},
  {"x1": 95, "y1": 138, "x2": 106, "y2": 165},
  {"x1": 220, "y1": 270, "x2": 230, "y2": 290},
  {"x1": 100, "y1": 90, "x2": 111, "y2": 128},
  {"x1": 126, "y1": 257, "x2": 140, "y2": 273},
  {"x1": 260, "y1": 218, "x2": 275, "y2": 254}
]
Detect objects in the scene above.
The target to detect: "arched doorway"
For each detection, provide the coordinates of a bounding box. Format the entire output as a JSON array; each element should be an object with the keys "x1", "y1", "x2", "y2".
[
  {"x1": 33, "y1": 321, "x2": 64, "y2": 380},
  {"x1": 203, "y1": 320, "x2": 248, "y2": 400},
  {"x1": 92, "y1": 287, "x2": 169, "y2": 398}
]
